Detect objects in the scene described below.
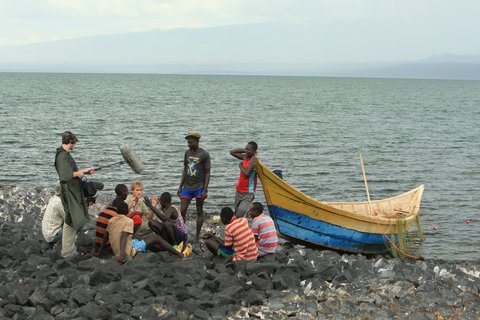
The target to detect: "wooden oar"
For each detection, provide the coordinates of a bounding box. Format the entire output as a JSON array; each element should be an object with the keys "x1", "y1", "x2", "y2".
[{"x1": 359, "y1": 153, "x2": 375, "y2": 216}]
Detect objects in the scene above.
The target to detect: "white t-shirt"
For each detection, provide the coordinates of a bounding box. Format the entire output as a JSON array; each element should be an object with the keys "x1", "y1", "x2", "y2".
[{"x1": 41, "y1": 195, "x2": 65, "y2": 242}]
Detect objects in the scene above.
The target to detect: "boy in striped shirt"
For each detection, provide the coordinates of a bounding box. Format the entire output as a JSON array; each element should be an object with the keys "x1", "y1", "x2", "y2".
[
  {"x1": 203, "y1": 207, "x2": 258, "y2": 262},
  {"x1": 249, "y1": 202, "x2": 278, "y2": 257},
  {"x1": 93, "y1": 184, "x2": 129, "y2": 256}
]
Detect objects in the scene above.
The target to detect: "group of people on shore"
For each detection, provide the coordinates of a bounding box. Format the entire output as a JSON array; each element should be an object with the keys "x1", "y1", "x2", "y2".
[{"x1": 42, "y1": 130, "x2": 278, "y2": 264}]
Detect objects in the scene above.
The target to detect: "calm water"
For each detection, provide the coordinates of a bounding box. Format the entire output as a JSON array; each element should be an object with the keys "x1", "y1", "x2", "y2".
[{"x1": 1, "y1": 73, "x2": 479, "y2": 261}]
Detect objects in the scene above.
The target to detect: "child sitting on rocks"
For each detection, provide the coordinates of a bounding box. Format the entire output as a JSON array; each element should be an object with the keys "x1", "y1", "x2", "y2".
[
  {"x1": 97, "y1": 201, "x2": 192, "y2": 264},
  {"x1": 41, "y1": 182, "x2": 65, "y2": 248},
  {"x1": 125, "y1": 181, "x2": 154, "y2": 238},
  {"x1": 248, "y1": 202, "x2": 278, "y2": 257},
  {"x1": 203, "y1": 207, "x2": 258, "y2": 262},
  {"x1": 93, "y1": 184, "x2": 129, "y2": 256},
  {"x1": 144, "y1": 192, "x2": 188, "y2": 246}
]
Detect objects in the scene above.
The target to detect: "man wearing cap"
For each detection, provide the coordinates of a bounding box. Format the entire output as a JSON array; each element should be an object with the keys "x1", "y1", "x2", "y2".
[
  {"x1": 177, "y1": 131, "x2": 211, "y2": 242},
  {"x1": 54, "y1": 131, "x2": 96, "y2": 257}
]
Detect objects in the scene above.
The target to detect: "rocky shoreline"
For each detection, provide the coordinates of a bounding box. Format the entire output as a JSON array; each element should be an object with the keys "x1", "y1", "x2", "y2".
[{"x1": 1, "y1": 186, "x2": 479, "y2": 319}]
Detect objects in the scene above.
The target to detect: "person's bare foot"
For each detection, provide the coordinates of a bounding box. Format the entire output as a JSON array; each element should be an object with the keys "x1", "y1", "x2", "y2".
[{"x1": 192, "y1": 242, "x2": 202, "y2": 255}]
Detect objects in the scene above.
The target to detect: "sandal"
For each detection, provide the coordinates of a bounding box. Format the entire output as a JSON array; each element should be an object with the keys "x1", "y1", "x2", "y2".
[
  {"x1": 182, "y1": 244, "x2": 193, "y2": 258},
  {"x1": 173, "y1": 241, "x2": 184, "y2": 253}
]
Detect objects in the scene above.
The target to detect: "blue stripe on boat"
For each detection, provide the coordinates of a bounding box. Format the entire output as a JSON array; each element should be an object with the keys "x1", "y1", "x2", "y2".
[{"x1": 268, "y1": 205, "x2": 392, "y2": 254}]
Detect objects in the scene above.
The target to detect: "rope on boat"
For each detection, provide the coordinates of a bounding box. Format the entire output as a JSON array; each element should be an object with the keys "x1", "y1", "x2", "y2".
[
  {"x1": 385, "y1": 233, "x2": 423, "y2": 260},
  {"x1": 384, "y1": 219, "x2": 424, "y2": 261}
]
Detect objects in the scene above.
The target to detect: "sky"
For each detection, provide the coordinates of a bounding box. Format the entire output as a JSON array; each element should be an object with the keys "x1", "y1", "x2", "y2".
[{"x1": 0, "y1": 0, "x2": 479, "y2": 63}]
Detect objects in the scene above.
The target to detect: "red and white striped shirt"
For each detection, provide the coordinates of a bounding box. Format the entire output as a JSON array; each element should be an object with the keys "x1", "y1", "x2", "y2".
[
  {"x1": 251, "y1": 213, "x2": 278, "y2": 256},
  {"x1": 224, "y1": 216, "x2": 258, "y2": 261}
]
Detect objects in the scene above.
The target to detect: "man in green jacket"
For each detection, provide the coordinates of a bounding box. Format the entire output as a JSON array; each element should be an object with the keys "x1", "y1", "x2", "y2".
[{"x1": 54, "y1": 131, "x2": 96, "y2": 257}]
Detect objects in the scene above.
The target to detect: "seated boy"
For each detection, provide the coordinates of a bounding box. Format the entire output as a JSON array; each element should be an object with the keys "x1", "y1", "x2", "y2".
[
  {"x1": 203, "y1": 207, "x2": 258, "y2": 262},
  {"x1": 93, "y1": 184, "x2": 129, "y2": 255},
  {"x1": 41, "y1": 182, "x2": 65, "y2": 248},
  {"x1": 144, "y1": 192, "x2": 188, "y2": 246},
  {"x1": 126, "y1": 181, "x2": 154, "y2": 238},
  {"x1": 97, "y1": 202, "x2": 192, "y2": 264},
  {"x1": 43, "y1": 181, "x2": 101, "y2": 256},
  {"x1": 248, "y1": 202, "x2": 278, "y2": 257}
]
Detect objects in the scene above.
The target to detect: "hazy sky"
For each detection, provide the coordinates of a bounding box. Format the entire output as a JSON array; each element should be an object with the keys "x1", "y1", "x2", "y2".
[{"x1": 1, "y1": 0, "x2": 479, "y2": 62}]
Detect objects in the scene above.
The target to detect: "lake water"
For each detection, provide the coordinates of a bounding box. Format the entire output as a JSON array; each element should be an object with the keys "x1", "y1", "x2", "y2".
[{"x1": 1, "y1": 73, "x2": 479, "y2": 261}]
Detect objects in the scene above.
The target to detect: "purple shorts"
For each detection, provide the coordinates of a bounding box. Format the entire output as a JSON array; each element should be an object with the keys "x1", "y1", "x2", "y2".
[
  {"x1": 173, "y1": 225, "x2": 188, "y2": 244},
  {"x1": 179, "y1": 187, "x2": 207, "y2": 199}
]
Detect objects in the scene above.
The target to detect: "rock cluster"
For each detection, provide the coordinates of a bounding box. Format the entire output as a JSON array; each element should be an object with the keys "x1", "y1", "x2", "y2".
[{"x1": 0, "y1": 186, "x2": 479, "y2": 319}]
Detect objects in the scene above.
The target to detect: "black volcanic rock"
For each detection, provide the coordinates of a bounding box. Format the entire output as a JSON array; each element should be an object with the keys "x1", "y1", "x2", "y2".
[{"x1": 0, "y1": 186, "x2": 479, "y2": 319}]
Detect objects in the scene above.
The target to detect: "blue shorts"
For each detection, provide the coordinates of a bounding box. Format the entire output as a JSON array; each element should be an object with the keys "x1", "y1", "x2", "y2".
[
  {"x1": 132, "y1": 239, "x2": 147, "y2": 253},
  {"x1": 179, "y1": 187, "x2": 207, "y2": 199},
  {"x1": 217, "y1": 245, "x2": 235, "y2": 258}
]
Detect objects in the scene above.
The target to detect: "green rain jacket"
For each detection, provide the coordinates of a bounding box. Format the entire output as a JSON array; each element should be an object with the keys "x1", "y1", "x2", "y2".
[{"x1": 55, "y1": 147, "x2": 89, "y2": 231}]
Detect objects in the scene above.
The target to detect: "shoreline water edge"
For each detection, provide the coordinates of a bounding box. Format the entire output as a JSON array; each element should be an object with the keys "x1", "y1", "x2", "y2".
[{"x1": 0, "y1": 186, "x2": 479, "y2": 319}]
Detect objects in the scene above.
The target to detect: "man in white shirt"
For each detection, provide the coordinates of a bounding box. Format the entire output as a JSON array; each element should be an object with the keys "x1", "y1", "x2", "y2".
[{"x1": 42, "y1": 182, "x2": 75, "y2": 252}]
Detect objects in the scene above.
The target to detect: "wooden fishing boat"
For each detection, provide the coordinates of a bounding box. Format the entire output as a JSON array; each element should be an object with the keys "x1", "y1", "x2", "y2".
[{"x1": 256, "y1": 159, "x2": 424, "y2": 255}]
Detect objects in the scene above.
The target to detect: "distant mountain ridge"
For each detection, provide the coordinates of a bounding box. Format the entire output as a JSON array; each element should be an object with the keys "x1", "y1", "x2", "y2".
[
  {"x1": 341, "y1": 62, "x2": 480, "y2": 81},
  {"x1": 0, "y1": 23, "x2": 479, "y2": 80},
  {"x1": 420, "y1": 53, "x2": 480, "y2": 63}
]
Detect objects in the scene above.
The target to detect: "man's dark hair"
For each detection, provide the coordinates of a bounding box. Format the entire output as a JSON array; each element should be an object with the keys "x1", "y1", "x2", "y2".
[
  {"x1": 62, "y1": 131, "x2": 78, "y2": 144},
  {"x1": 251, "y1": 202, "x2": 264, "y2": 215},
  {"x1": 160, "y1": 192, "x2": 172, "y2": 204},
  {"x1": 220, "y1": 207, "x2": 234, "y2": 221},
  {"x1": 248, "y1": 141, "x2": 258, "y2": 151},
  {"x1": 112, "y1": 198, "x2": 128, "y2": 215},
  {"x1": 115, "y1": 184, "x2": 128, "y2": 196}
]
